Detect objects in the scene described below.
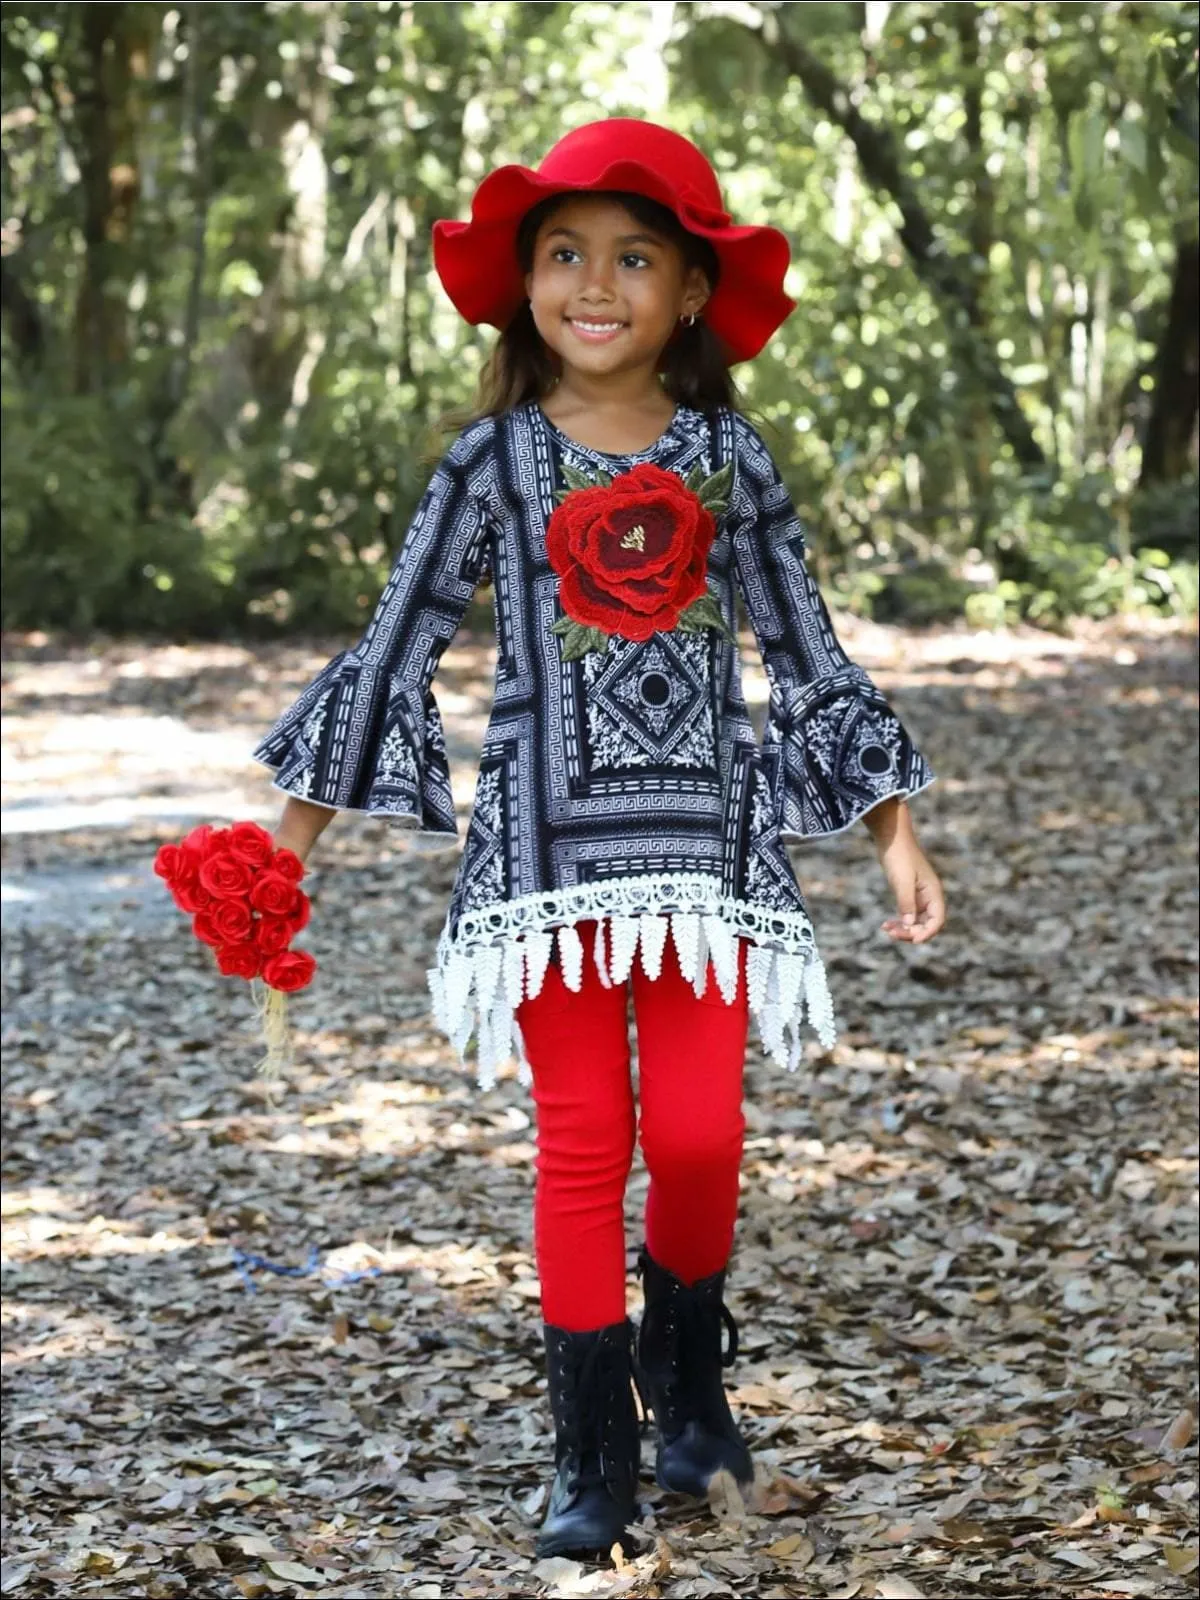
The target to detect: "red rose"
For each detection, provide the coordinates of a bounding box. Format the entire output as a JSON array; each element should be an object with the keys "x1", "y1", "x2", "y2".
[
  {"x1": 288, "y1": 890, "x2": 311, "y2": 934},
  {"x1": 216, "y1": 942, "x2": 262, "y2": 979},
  {"x1": 173, "y1": 856, "x2": 203, "y2": 896},
  {"x1": 272, "y1": 847, "x2": 305, "y2": 884},
  {"x1": 153, "y1": 843, "x2": 188, "y2": 884},
  {"x1": 193, "y1": 909, "x2": 224, "y2": 947},
  {"x1": 546, "y1": 462, "x2": 714, "y2": 643},
  {"x1": 154, "y1": 843, "x2": 205, "y2": 910},
  {"x1": 181, "y1": 823, "x2": 216, "y2": 859},
  {"x1": 199, "y1": 853, "x2": 255, "y2": 900},
  {"x1": 210, "y1": 897, "x2": 254, "y2": 944},
  {"x1": 226, "y1": 820, "x2": 275, "y2": 870},
  {"x1": 255, "y1": 914, "x2": 295, "y2": 956},
  {"x1": 263, "y1": 948, "x2": 317, "y2": 992},
  {"x1": 250, "y1": 871, "x2": 299, "y2": 916},
  {"x1": 160, "y1": 835, "x2": 205, "y2": 890},
  {"x1": 173, "y1": 880, "x2": 213, "y2": 914}
]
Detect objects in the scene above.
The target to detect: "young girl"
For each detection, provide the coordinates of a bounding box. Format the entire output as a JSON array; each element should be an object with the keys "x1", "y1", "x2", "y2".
[{"x1": 251, "y1": 118, "x2": 945, "y2": 1560}]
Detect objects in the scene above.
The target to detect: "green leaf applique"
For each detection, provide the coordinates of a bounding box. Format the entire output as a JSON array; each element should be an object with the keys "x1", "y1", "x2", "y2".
[
  {"x1": 676, "y1": 589, "x2": 737, "y2": 644},
  {"x1": 549, "y1": 616, "x2": 611, "y2": 661}
]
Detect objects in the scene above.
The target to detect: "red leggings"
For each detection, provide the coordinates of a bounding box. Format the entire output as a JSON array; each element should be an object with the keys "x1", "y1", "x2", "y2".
[{"x1": 514, "y1": 917, "x2": 749, "y2": 1332}]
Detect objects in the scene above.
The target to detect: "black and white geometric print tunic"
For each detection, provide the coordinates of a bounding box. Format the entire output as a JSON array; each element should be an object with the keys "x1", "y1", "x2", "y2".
[{"x1": 251, "y1": 400, "x2": 935, "y2": 1088}]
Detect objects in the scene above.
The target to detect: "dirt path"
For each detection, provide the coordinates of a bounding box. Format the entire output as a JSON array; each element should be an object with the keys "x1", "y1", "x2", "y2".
[{"x1": 2, "y1": 620, "x2": 1197, "y2": 1599}]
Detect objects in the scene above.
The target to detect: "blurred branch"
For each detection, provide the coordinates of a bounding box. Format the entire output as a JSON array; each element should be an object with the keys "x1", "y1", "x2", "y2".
[{"x1": 759, "y1": 3, "x2": 1047, "y2": 470}]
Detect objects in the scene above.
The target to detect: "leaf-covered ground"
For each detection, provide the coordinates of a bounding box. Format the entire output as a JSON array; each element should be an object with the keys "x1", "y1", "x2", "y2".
[{"x1": 2, "y1": 617, "x2": 1197, "y2": 1600}]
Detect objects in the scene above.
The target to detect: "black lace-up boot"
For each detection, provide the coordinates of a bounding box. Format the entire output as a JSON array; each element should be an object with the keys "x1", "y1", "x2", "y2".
[
  {"x1": 536, "y1": 1317, "x2": 645, "y2": 1558},
  {"x1": 633, "y1": 1245, "x2": 754, "y2": 1497}
]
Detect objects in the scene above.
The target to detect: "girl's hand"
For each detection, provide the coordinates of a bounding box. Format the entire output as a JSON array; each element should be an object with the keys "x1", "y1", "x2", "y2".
[
  {"x1": 862, "y1": 797, "x2": 946, "y2": 944},
  {"x1": 878, "y1": 841, "x2": 945, "y2": 943}
]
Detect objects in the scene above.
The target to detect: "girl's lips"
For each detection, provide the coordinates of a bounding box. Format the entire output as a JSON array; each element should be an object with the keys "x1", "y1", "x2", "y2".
[{"x1": 565, "y1": 318, "x2": 628, "y2": 344}]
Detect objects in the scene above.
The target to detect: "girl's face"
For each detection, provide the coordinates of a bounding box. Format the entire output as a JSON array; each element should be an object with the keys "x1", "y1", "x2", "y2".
[{"x1": 523, "y1": 194, "x2": 710, "y2": 386}]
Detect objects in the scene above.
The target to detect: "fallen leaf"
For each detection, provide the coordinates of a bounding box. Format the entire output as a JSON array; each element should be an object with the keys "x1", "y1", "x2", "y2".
[
  {"x1": 875, "y1": 1579, "x2": 927, "y2": 1599},
  {"x1": 265, "y1": 1561, "x2": 327, "y2": 1585},
  {"x1": 1160, "y1": 1408, "x2": 1196, "y2": 1452},
  {"x1": 1053, "y1": 1548, "x2": 1100, "y2": 1571},
  {"x1": 1117, "y1": 1542, "x2": 1161, "y2": 1562},
  {"x1": 755, "y1": 1473, "x2": 822, "y2": 1516},
  {"x1": 763, "y1": 1534, "x2": 814, "y2": 1566},
  {"x1": 230, "y1": 1536, "x2": 282, "y2": 1559},
  {"x1": 934, "y1": 1486, "x2": 978, "y2": 1522},
  {"x1": 531, "y1": 1557, "x2": 585, "y2": 1586},
  {"x1": 230, "y1": 1578, "x2": 271, "y2": 1599},
  {"x1": 939, "y1": 1518, "x2": 988, "y2": 1542}
]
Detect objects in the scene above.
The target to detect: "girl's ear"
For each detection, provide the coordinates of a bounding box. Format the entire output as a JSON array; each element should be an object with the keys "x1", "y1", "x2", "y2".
[
  {"x1": 682, "y1": 262, "x2": 711, "y2": 318},
  {"x1": 524, "y1": 269, "x2": 534, "y2": 299}
]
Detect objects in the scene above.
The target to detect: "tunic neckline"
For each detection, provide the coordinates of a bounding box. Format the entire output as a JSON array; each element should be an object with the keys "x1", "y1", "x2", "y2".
[{"x1": 533, "y1": 399, "x2": 696, "y2": 464}]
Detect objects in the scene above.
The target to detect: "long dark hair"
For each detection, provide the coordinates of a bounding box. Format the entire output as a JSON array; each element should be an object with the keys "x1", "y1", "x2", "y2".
[{"x1": 427, "y1": 189, "x2": 749, "y2": 452}]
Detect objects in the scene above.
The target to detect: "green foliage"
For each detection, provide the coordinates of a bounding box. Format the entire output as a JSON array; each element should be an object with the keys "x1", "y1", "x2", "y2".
[
  {"x1": 1, "y1": 386, "x2": 142, "y2": 631},
  {"x1": 871, "y1": 563, "x2": 977, "y2": 628},
  {"x1": 969, "y1": 473, "x2": 1200, "y2": 628},
  {"x1": 1, "y1": 0, "x2": 1197, "y2": 637},
  {"x1": 1129, "y1": 476, "x2": 1200, "y2": 559}
]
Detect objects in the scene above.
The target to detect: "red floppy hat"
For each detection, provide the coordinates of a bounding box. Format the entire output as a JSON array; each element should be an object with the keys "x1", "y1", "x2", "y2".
[{"x1": 432, "y1": 118, "x2": 796, "y2": 365}]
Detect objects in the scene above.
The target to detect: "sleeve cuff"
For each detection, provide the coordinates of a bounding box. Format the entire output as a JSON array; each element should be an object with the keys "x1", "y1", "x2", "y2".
[
  {"x1": 778, "y1": 771, "x2": 937, "y2": 842},
  {"x1": 250, "y1": 653, "x2": 461, "y2": 837},
  {"x1": 764, "y1": 669, "x2": 936, "y2": 840}
]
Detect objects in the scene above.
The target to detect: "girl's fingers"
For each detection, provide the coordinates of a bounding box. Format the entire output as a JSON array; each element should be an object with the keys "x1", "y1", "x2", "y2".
[
  {"x1": 909, "y1": 878, "x2": 946, "y2": 941},
  {"x1": 881, "y1": 870, "x2": 945, "y2": 942}
]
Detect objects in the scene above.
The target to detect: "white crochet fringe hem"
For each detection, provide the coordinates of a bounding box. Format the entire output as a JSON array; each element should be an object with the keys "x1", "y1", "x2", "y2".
[{"x1": 424, "y1": 872, "x2": 838, "y2": 1091}]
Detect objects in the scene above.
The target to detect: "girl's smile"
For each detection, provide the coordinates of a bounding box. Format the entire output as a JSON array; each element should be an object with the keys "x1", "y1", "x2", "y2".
[{"x1": 565, "y1": 317, "x2": 629, "y2": 343}]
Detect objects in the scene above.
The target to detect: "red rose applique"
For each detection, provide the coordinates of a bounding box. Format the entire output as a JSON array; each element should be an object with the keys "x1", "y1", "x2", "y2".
[{"x1": 545, "y1": 460, "x2": 735, "y2": 661}]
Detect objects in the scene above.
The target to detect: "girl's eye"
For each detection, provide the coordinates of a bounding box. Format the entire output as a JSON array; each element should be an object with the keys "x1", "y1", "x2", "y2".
[{"x1": 548, "y1": 247, "x2": 652, "y2": 269}]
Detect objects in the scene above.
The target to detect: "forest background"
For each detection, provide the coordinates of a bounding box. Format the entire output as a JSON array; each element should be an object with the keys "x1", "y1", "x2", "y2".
[{"x1": 1, "y1": 0, "x2": 1197, "y2": 638}]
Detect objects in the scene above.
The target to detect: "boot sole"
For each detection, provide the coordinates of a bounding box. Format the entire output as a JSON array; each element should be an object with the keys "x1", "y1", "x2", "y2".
[
  {"x1": 655, "y1": 1448, "x2": 755, "y2": 1499},
  {"x1": 535, "y1": 1515, "x2": 642, "y2": 1559}
]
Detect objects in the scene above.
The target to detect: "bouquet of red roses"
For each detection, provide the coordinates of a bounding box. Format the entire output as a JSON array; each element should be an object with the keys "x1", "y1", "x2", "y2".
[{"x1": 153, "y1": 821, "x2": 316, "y2": 1075}]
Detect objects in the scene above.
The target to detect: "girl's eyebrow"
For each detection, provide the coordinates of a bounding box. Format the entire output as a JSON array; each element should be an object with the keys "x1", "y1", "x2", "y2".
[{"x1": 544, "y1": 226, "x2": 663, "y2": 247}]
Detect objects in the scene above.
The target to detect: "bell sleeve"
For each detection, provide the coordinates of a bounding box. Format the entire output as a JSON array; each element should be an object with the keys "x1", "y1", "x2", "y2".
[
  {"x1": 729, "y1": 413, "x2": 935, "y2": 839},
  {"x1": 250, "y1": 417, "x2": 496, "y2": 844}
]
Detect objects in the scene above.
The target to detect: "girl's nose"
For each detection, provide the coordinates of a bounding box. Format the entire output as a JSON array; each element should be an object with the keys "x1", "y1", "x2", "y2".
[{"x1": 581, "y1": 259, "x2": 617, "y2": 295}]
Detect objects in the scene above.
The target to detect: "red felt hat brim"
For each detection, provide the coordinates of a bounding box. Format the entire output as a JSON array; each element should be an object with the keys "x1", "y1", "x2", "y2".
[{"x1": 432, "y1": 157, "x2": 796, "y2": 365}]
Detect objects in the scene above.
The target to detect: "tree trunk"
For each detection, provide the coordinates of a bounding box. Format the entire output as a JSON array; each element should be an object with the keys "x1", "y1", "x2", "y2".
[
  {"x1": 0, "y1": 258, "x2": 45, "y2": 368},
  {"x1": 767, "y1": 8, "x2": 1046, "y2": 469},
  {"x1": 1140, "y1": 232, "x2": 1200, "y2": 486},
  {"x1": 953, "y1": 1, "x2": 996, "y2": 517},
  {"x1": 70, "y1": 4, "x2": 154, "y2": 394}
]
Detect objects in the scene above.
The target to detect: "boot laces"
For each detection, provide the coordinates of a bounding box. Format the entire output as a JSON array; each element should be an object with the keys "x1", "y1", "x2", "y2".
[
  {"x1": 657, "y1": 1284, "x2": 739, "y2": 1426},
  {"x1": 562, "y1": 1325, "x2": 634, "y2": 1497}
]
